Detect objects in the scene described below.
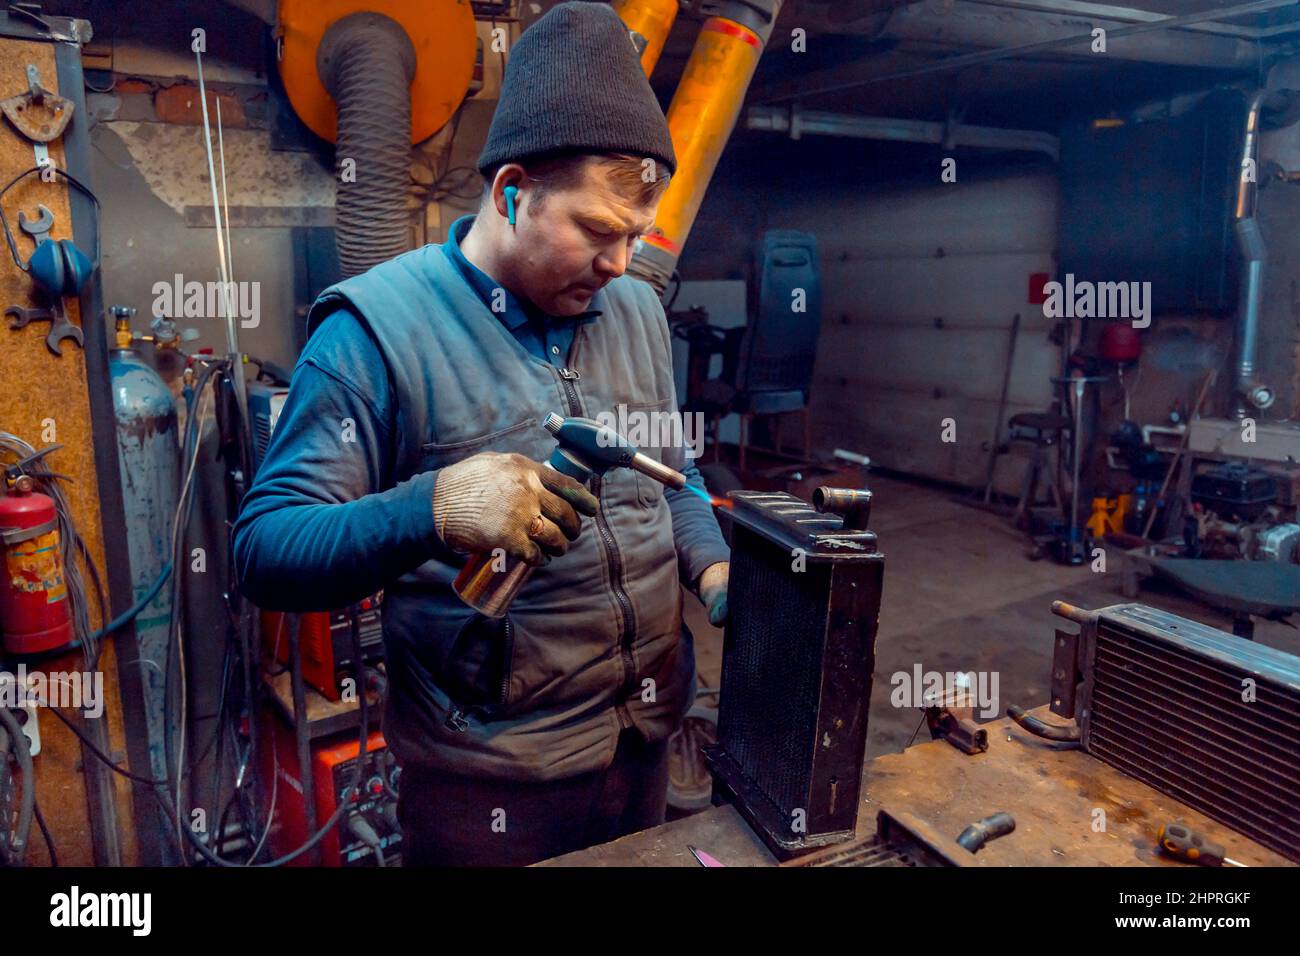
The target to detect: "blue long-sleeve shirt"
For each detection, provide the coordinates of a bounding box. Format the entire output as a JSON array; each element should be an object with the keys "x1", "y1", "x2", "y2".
[{"x1": 233, "y1": 218, "x2": 728, "y2": 612}]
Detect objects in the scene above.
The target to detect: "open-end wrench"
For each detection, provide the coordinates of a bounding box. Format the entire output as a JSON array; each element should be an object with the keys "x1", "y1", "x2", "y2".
[
  {"x1": 18, "y1": 204, "x2": 55, "y2": 248},
  {"x1": 6, "y1": 303, "x2": 83, "y2": 356},
  {"x1": 12, "y1": 205, "x2": 82, "y2": 355}
]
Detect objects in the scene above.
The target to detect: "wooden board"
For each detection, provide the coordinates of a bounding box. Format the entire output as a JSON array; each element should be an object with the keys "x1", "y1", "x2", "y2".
[{"x1": 0, "y1": 37, "x2": 134, "y2": 866}]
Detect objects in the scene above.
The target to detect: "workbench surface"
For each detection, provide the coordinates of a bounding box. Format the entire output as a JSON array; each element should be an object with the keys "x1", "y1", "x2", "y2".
[{"x1": 539, "y1": 710, "x2": 1293, "y2": 867}]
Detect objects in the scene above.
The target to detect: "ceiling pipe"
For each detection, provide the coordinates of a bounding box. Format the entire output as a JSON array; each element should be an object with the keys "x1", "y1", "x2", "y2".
[
  {"x1": 881, "y1": 1, "x2": 1270, "y2": 69},
  {"x1": 748, "y1": 103, "x2": 1060, "y2": 159},
  {"x1": 960, "y1": 0, "x2": 1300, "y2": 41},
  {"x1": 758, "y1": 0, "x2": 1293, "y2": 104},
  {"x1": 612, "y1": 0, "x2": 681, "y2": 75},
  {"x1": 1234, "y1": 90, "x2": 1274, "y2": 415}
]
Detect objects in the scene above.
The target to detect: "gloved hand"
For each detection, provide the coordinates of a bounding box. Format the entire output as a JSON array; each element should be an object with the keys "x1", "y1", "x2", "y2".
[
  {"x1": 696, "y1": 561, "x2": 730, "y2": 627},
  {"x1": 432, "y1": 452, "x2": 600, "y2": 566}
]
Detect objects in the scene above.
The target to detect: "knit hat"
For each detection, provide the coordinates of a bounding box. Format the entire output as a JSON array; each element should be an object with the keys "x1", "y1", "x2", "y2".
[{"x1": 477, "y1": 1, "x2": 676, "y2": 176}]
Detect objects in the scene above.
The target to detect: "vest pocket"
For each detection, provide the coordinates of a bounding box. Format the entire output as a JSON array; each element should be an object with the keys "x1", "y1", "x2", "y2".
[
  {"x1": 617, "y1": 397, "x2": 681, "y2": 508},
  {"x1": 635, "y1": 470, "x2": 666, "y2": 508},
  {"x1": 420, "y1": 417, "x2": 539, "y2": 468},
  {"x1": 439, "y1": 611, "x2": 515, "y2": 719}
]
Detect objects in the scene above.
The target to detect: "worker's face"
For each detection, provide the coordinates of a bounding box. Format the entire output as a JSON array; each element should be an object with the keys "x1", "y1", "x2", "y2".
[{"x1": 507, "y1": 161, "x2": 660, "y2": 316}]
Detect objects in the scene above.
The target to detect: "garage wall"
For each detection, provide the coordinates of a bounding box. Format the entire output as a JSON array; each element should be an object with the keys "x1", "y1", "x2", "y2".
[
  {"x1": 770, "y1": 171, "x2": 1060, "y2": 490},
  {"x1": 682, "y1": 143, "x2": 1061, "y2": 494}
]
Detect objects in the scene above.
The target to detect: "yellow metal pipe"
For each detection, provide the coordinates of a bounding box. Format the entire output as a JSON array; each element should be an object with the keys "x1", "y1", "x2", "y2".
[
  {"x1": 612, "y1": 0, "x2": 679, "y2": 77},
  {"x1": 629, "y1": 8, "x2": 780, "y2": 293}
]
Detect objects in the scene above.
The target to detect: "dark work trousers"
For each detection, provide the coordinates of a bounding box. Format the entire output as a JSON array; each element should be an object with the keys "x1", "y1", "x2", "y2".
[{"x1": 395, "y1": 727, "x2": 670, "y2": 866}]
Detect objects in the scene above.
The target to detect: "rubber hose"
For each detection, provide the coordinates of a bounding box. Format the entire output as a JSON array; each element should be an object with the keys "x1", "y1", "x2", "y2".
[
  {"x1": 0, "y1": 705, "x2": 34, "y2": 866},
  {"x1": 318, "y1": 13, "x2": 417, "y2": 278},
  {"x1": 956, "y1": 811, "x2": 1016, "y2": 853}
]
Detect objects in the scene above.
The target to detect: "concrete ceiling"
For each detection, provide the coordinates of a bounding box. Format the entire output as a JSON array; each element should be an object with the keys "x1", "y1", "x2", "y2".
[{"x1": 652, "y1": 0, "x2": 1300, "y2": 131}]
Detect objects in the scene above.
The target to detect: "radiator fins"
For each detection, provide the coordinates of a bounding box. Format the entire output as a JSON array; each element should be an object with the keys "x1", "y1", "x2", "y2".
[{"x1": 1071, "y1": 604, "x2": 1300, "y2": 863}]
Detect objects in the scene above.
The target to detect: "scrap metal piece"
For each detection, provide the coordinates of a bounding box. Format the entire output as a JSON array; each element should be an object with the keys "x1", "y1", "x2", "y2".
[
  {"x1": 785, "y1": 808, "x2": 981, "y2": 867},
  {"x1": 926, "y1": 704, "x2": 989, "y2": 754},
  {"x1": 1050, "y1": 626, "x2": 1081, "y2": 718},
  {"x1": 0, "y1": 65, "x2": 73, "y2": 142},
  {"x1": 924, "y1": 680, "x2": 989, "y2": 754}
]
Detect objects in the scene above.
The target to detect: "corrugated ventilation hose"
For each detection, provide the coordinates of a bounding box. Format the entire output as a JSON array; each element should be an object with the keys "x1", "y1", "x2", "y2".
[{"x1": 317, "y1": 12, "x2": 417, "y2": 278}]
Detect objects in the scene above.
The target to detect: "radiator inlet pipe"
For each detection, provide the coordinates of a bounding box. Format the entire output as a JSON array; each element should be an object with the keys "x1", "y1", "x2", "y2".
[
  {"x1": 317, "y1": 13, "x2": 417, "y2": 278},
  {"x1": 1050, "y1": 600, "x2": 1093, "y2": 625},
  {"x1": 1234, "y1": 90, "x2": 1274, "y2": 416}
]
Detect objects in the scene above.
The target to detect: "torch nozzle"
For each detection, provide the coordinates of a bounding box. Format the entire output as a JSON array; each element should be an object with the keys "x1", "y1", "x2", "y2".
[
  {"x1": 630, "y1": 451, "x2": 686, "y2": 490},
  {"x1": 543, "y1": 413, "x2": 687, "y2": 488}
]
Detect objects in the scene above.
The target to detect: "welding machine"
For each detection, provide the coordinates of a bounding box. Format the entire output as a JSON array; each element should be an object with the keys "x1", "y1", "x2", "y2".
[
  {"x1": 704, "y1": 486, "x2": 884, "y2": 860},
  {"x1": 260, "y1": 595, "x2": 385, "y2": 702},
  {"x1": 262, "y1": 715, "x2": 402, "y2": 867}
]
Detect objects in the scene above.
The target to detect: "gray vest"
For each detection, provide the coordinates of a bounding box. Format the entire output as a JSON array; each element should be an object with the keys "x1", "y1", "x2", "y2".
[{"x1": 307, "y1": 242, "x2": 695, "y2": 781}]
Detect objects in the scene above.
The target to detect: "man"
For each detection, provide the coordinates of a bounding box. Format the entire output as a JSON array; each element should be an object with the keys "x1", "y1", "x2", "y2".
[{"x1": 233, "y1": 1, "x2": 730, "y2": 866}]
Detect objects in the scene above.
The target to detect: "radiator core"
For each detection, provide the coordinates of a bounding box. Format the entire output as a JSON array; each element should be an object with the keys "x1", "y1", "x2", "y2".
[
  {"x1": 705, "y1": 489, "x2": 884, "y2": 858},
  {"x1": 1053, "y1": 603, "x2": 1300, "y2": 862}
]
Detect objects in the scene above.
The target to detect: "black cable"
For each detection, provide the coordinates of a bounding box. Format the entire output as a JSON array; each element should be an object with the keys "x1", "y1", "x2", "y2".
[
  {"x1": 30, "y1": 354, "x2": 365, "y2": 868},
  {"x1": 89, "y1": 562, "x2": 173, "y2": 649},
  {"x1": 32, "y1": 798, "x2": 56, "y2": 867},
  {"x1": 427, "y1": 165, "x2": 485, "y2": 202},
  {"x1": 163, "y1": 360, "x2": 226, "y2": 835},
  {"x1": 176, "y1": 612, "x2": 371, "y2": 868},
  {"x1": 4, "y1": 359, "x2": 336, "y2": 867},
  {"x1": 665, "y1": 270, "x2": 682, "y2": 311},
  {"x1": 0, "y1": 706, "x2": 35, "y2": 866},
  {"x1": 145, "y1": 358, "x2": 375, "y2": 866},
  {"x1": 75, "y1": 531, "x2": 109, "y2": 662},
  {"x1": 191, "y1": 643, "x2": 233, "y2": 771},
  {"x1": 40, "y1": 695, "x2": 353, "y2": 869},
  {"x1": 215, "y1": 786, "x2": 239, "y2": 858},
  {"x1": 165, "y1": 360, "x2": 253, "y2": 856},
  {"x1": 40, "y1": 704, "x2": 160, "y2": 785}
]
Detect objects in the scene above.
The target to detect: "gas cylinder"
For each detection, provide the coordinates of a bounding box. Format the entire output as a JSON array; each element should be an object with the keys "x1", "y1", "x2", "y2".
[
  {"x1": 110, "y1": 329, "x2": 180, "y2": 857},
  {"x1": 0, "y1": 477, "x2": 73, "y2": 655}
]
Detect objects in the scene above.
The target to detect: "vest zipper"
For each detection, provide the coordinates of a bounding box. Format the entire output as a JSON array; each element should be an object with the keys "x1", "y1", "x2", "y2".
[
  {"x1": 498, "y1": 616, "x2": 513, "y2": 707},
  {"x1": 556, "y1": 367, "x2": 637, "y2": 731},
  {"x1": 445, "y1": 616, "x2": 514, "y2": 733}
]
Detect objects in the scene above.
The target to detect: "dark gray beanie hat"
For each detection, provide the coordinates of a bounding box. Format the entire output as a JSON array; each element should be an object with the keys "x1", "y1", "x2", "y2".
[{"x1": 477, "y1": 1, "x2": 677, "y2": 176}]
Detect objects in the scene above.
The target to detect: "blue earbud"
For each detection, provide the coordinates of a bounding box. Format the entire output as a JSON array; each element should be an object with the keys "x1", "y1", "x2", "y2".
[{"x1": 504, "y1": 185, "x2": 518, "y2": 225}]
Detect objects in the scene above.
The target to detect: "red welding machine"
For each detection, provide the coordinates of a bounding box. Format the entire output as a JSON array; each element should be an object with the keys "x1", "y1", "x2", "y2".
[{"x1": 263, "y1": 715, "x2": 402, "y2": 867}]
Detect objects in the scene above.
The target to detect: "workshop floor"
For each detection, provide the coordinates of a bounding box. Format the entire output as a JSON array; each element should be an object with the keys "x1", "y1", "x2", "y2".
[{"x1": 682, "y1": 471, "x2": 1300, "y2": 761}]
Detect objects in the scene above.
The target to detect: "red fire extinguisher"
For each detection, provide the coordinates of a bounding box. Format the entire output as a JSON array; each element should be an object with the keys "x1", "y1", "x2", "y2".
[{"x1": 0, "y1": 475, "x2": 73, "y2": 655}]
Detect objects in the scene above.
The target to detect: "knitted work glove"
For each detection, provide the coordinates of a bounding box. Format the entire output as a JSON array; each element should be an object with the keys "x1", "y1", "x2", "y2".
[
  {"x1": 696, "y1": 561, "x2": 730, "y2": 627},
  {"x1": 432, "y1": 451, "x2": 600, "y2": 566}
]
